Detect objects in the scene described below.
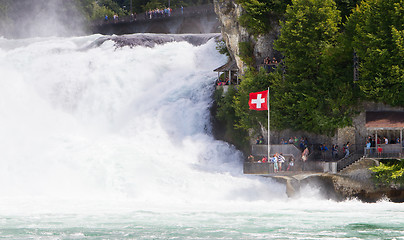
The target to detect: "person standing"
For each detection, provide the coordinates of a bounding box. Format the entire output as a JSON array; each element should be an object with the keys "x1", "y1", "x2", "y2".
[
  {"x1": 302, "y1": 147, "x2": 309, "y2": 171},
  {"x1": 272, "y1": 154, "x2": 279, "y2": 173},
  {"x1": 345, "y1": 142, "x2": 350, "y2": 157},
  {"x1": 278, "y1": 153, "x2": 285, "y2": 171},
  {"x1": 366, "y1": 140, "x2": 371, "y2": 156}
]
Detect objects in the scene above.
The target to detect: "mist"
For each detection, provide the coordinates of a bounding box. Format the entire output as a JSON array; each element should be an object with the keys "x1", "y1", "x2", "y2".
[{"x1": 0, "y1": 0, "x2": 87, "y2": 39}]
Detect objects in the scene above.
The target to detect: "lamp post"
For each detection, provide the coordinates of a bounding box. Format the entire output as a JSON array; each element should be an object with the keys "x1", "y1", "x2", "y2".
[
  {"x1": 130, "y1": 0, "x2": 132, "y2": 13},
  {"x1": 168, "y1": 0, "x2": 170, "y2": 8}
]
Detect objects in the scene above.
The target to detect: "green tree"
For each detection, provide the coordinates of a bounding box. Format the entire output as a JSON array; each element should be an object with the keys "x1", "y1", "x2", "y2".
[
  {"x1": 370, "y1": 160, "x2": 404, "y2": 186},
  {"x1": 334, "y1": 0, "x2": 360, "y2": 23},
  {"x1": 272, "y1": 0, "x2": 354, "y2": 135},
  {"x1": 233, "y1": 69, "x2": 276, "y2": 132},
  {"x1": 345, "y1": 0, "x2": 404, "y2": 106},
  {"x1": 236, "y1": 0, "x2": 291, "y2": 36}
]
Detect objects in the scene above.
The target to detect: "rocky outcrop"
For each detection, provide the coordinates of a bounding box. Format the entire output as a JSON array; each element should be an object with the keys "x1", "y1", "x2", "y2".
[
  {"x1": 213, "y1": 0, "x2": 280, "y2": 73},
  {"x1": 272, "y1": 158, "x2": 404, "y2": 202}
]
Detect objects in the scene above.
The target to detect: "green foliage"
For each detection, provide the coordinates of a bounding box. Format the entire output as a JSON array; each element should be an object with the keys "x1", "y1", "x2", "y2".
[
  {"x1": 271, "y1": 0, "x2": 355, "y2": 135},
  {"x1": 236, "y1": 0, "x2": 291, "y2": 36},
  {"x1": 144, "y1": 0, "x2": 166, "y2": 10},
  {"x1": 334, "y1": 0, "x2": 360, "y2": 23},
  {"x1": 91, "y1": 3, "x2": 115, "y2": 20},
  {"x1": 233, "y1": 69, "x2": 275, "y2": 132},
  {"x1": 238, "y1": 41, "x2": 255, "y2": 68},
  {"x1": 345, "y1": 0, "x2": 404, "y2": 106},
  {"x1": 214, "y1": 87, "x2": 249, "y2": 150},
  {"x1": 216, "y1": 40, "x2": 230, "y2": 58},
  {"x1": 370, "y1": 160, "x2": 404, "y2": 185},
  {"x1": 98, "y1": 0, "x2": 128, "y2": 16}
]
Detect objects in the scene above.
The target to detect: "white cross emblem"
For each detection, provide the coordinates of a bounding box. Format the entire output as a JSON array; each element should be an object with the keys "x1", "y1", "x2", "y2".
[{"x1": 251, "y1": 94, "x2": 266, "y2": 109}]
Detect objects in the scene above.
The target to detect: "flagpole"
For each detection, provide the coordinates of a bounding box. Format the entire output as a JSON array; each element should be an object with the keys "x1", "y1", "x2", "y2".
[{"x1": 267, "y1": 87, "x2": 270, "y2": 159}]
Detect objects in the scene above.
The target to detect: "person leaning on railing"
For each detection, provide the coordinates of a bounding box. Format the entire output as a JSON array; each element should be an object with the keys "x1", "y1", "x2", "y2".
[{"x1": 248, "y1": 154, "x2": 255, "y2": 163}]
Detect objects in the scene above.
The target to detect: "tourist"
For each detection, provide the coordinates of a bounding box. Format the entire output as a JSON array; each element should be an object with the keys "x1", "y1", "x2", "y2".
[
  {"x1": 287, "y1": 158, "x2": 294, "y2": 171},
  {"x1": 299, "y1": 140, "x2": 305, "y2": 150},
  {"x1": 278, "y1": 153, "x2": 286, "y2": 171},
  {"x1": 256, "y1": 135, "x2": 264, "y2": 144},
  {"x1": 288, "y1": 137, "x2": 294, "y2": 144},
  {"x1": 332, "y1": 144, "x2": 336, "y2": 159},
  {"x1": 345, "y1": 142, "x2": 350, "y2": 157},
  {"x1": 384, "y1": 137, "x2": 389, "y2": 144},
  {"x1": 261, "y1": 156, "x2": 268, "y2": 163},
  {"x1": 334, "y1": 145, "x2": 339, "y2": 159},
  {"x1": 342, "y1": 144, "x2": 347, "y2": 156},
  {"x1": 377, "y1": 146, "x2": 383, "y2": 157},
  {"x1": 248, "y1": 155, "x2": 255, "y2": 163},
  {"x1": 302, "y1": 147, "x2": 309, "y2": 171},
  {"x1": 104, "y1": 15, "x2": 108, "y2": 22},
  {"x1": 294, "y1": 136, "x2": 299, "y2": 146},
  {"x1": 320, "y1": 144, "x2": 328, "y2": 160},
  {"x1": 271, "y1": 154, "x2": 278, "y2": 173},
  {"x1": 366, "y1": 140, "x2": 371, "y2": 155}
]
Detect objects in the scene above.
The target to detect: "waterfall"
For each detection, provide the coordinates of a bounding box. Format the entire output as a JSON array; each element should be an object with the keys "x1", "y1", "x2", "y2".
[{"x1": 0, "y1": 34, "x2": 286, "y2": 212}]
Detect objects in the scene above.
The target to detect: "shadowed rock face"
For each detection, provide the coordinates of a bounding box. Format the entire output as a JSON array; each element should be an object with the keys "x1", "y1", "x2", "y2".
[{"x1": 83, "y1": 33, "x2": 222, "y2": 50}]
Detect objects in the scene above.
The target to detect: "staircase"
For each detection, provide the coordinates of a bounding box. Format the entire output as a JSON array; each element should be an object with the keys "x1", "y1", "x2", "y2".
[{"x1": 336, "y1": 153, "x2": 363, "y2": 172}]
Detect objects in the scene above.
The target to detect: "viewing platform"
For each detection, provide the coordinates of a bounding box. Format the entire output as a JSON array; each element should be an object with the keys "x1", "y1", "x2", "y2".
[
  {"x1": 244, "y1": 144, "x2": 403, "y2": 176},
  {"x1": 90, "y1": 4, "x2": 220, "y2": 35}
]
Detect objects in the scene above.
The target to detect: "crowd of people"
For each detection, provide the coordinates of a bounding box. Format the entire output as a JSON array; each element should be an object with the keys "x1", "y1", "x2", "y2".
[
  {"x1": 247, "y1": 131, "x2": 404, "y2": 173},
  {"x1": 262, "y1": 57, "x2": 279, "y2": 72},
  {"x1": 249, "y1": 134, "x2": 356, "y2": 171},
  {"x1": 263, "y1": 57, "x2": 278, "y2": 65},
  {"x1": 248, "y1": 153, "x2": 294, "y2": 172},
  {"x1": 365, "y1": 135, "x2": 402, "y2": 156},
  {"x1": 102, "y1": 6, "x2": 184, "y2": 23},
  {"x1": 146, "y1": 7, "x2": 174, "y2": 19},
  {"x1": 279, "y1": 136, "x2": 308, "y2": 150}
]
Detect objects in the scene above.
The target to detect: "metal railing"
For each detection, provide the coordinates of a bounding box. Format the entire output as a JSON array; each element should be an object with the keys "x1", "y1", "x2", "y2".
[
  {"x1": 92, "y1": 4, "x2": 215, "y2": 26},
  {"x1": 243, "y1": 161, "x2": 334, "y2": 174},
  {"x1": 251, "y1": 144, "x2": 302, "y2": 159},
  {"x1": 364, "y1": 146, "x2": 403, "y2": 159},
  {"x1": 246, "y1": 144, "x2": 403, "y2": 175},
  {"x1": 336, "y1": 153, "x2": 363, "y2": 172}
]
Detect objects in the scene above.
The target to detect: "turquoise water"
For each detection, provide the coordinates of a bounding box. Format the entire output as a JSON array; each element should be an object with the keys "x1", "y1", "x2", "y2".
[{"x1": 1, "y1": 201, "x2": 403, "y2": 239}]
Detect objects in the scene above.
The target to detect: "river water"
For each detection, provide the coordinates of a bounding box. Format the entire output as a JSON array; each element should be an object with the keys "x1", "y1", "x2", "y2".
[{"x1": 0, "y1": 34, "x2": 403, "y2": 239}]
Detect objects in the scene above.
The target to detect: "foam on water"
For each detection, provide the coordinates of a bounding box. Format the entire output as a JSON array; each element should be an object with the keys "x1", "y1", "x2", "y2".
[
  {"x1": 1, "y1": 34, "x2": 403, "y2": 239},
  {"x1": 0, "y1": 34, "x2": 287, "y2": 213}
]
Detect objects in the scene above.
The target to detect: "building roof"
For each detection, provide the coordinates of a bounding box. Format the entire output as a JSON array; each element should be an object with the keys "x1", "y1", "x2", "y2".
[
  {"x1": 213, "y1": 60, "x2": 238, "y2": 72},
  {"x1": 366, "y1": 111, "x2": 404, "y2": 129}
]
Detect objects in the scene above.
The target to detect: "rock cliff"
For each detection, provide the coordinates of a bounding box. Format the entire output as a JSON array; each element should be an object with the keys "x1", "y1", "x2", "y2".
[{"x1": 213, "y1": 0, "x2": 280, "y2": 73}]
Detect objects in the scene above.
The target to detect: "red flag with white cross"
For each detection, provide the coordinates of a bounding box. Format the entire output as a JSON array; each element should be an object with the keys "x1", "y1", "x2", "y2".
[{"x1": 248, "y1": 90, "x2": 269, "y2": 111}]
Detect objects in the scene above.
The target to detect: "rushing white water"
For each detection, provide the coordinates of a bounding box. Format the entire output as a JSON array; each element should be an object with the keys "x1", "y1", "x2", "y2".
[
  {"x1": 0, "y1": 34, "x2": 286, "y2": 211},
  {"x1": 0, "y1": 35, "x2": 403, "y2": 239}
]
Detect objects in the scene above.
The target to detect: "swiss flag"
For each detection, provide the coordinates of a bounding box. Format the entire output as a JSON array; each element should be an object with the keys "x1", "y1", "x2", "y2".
[{"x1": 249, "y1": 90, "x2": 268, "y2": 111}]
